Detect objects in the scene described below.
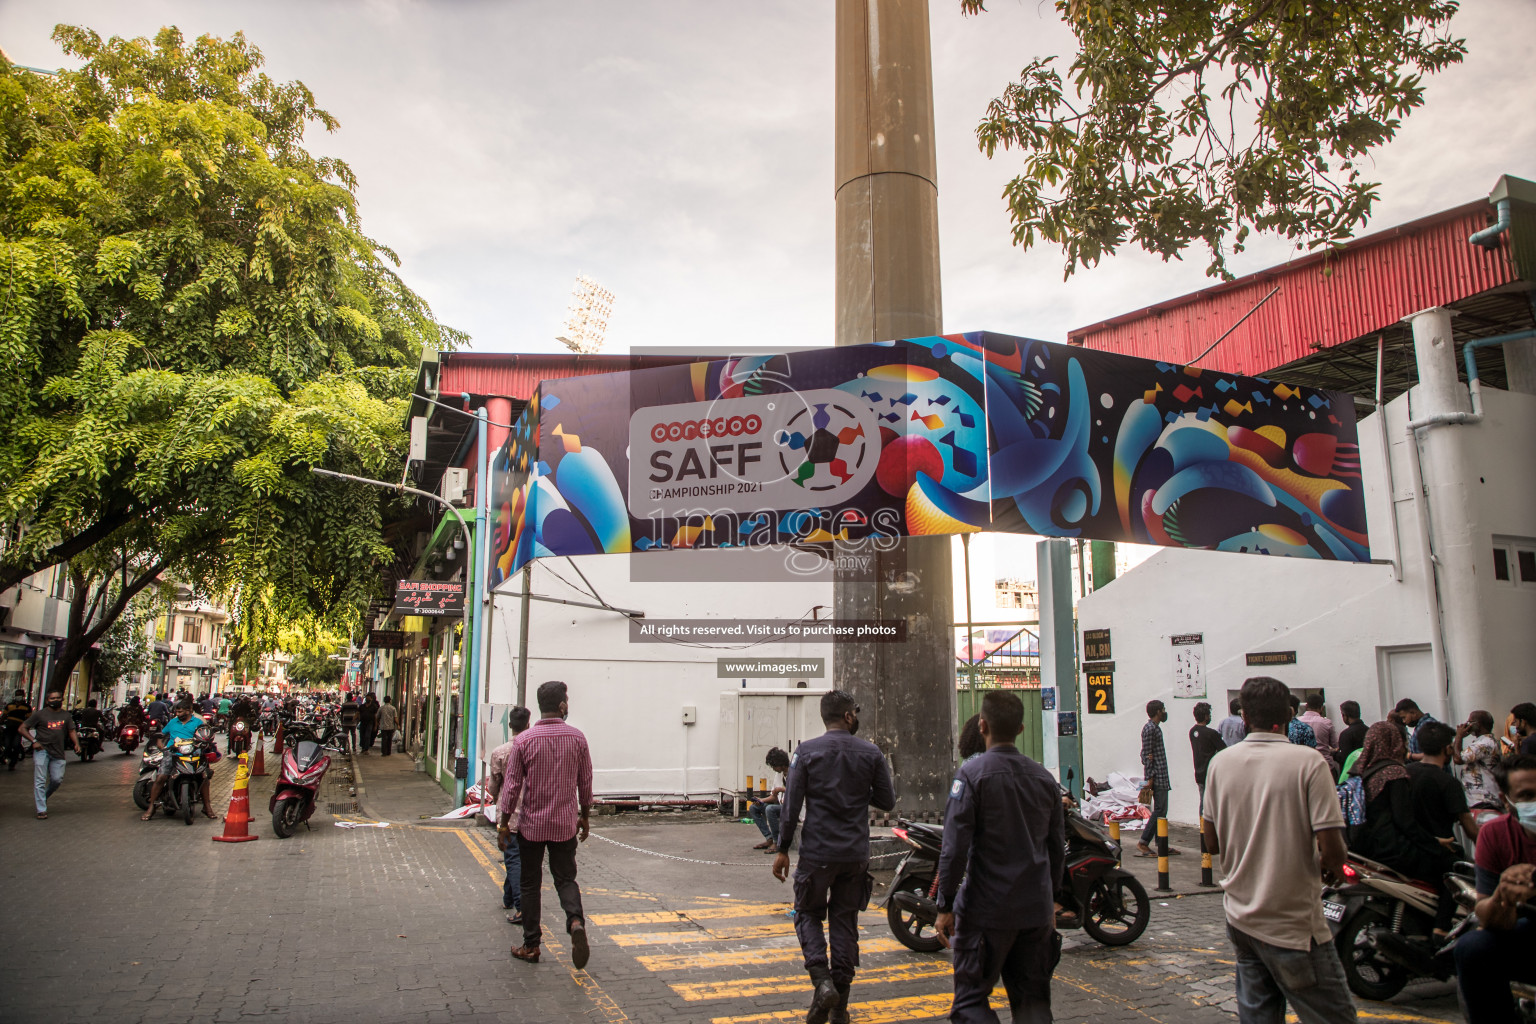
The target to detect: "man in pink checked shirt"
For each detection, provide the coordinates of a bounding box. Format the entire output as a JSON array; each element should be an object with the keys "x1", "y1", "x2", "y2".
[{"x1": 497, "y1": 680, "x2": 594, "y2": 968}]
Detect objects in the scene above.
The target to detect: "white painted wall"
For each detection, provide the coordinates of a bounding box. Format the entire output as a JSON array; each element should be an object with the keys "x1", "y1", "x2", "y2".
[
  {"x1": 484, "y1": 548, "x2": 832, "y2": 797},
  {"x1": 1075, "y1": 384, "x2": 1536, "y2": 826}
]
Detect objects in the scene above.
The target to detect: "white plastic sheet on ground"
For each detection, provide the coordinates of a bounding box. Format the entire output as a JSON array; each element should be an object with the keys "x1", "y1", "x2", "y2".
[{"x1": 1081, "y1": 771, "x2": 1151, "y2": 824}]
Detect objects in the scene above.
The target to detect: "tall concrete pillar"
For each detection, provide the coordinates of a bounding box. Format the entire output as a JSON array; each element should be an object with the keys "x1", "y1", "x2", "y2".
[{"x1": 833, "y1": 0, "x2": 955, "y2": 815}]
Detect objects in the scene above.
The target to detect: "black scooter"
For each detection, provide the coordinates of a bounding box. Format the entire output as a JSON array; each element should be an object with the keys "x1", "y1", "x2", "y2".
[{"x1": 883, "y1": 794, "x2": 1150, "y2": 952}]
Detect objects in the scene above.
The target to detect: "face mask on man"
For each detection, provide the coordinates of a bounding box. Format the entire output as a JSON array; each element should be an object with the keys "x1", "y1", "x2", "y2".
[
  {"x1": 1513, "y1": 801, "x2": 1536, "y2": 835},
  {"x1": 47, "y1": 697, "x2": 63, "y2": 709}
]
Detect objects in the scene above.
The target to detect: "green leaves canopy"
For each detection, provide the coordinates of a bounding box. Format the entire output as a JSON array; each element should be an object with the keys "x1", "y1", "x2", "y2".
[
  {"x1": 0, "y1": 26, "x2": 462, "y2": 660},
  {"x1": 962, "y1": 1, "x2": 1466, "y2": 279}
]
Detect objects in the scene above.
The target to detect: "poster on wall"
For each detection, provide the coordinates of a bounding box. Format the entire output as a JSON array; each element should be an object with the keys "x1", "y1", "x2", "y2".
[
  {"x1": 1171, "y1": 633, "x2": 1206, "y2": 698},
  {"x1": 1086, "y1": 670, "x2": 1115, "y2": 713},
  {"x1": 487, "y1": 332, "x2": 1369, "y2": 586}
]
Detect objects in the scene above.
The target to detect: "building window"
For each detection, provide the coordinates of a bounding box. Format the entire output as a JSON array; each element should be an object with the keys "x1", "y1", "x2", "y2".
[
  {"x1": 181, "y1": 617, "x2": 203, "y2": 645},
  {"x1": 1493, "y1": 536, "x2": 1536, "y2": 589}
]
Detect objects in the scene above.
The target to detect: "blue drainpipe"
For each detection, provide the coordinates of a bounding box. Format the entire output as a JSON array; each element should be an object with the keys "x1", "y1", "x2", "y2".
[{"x1": 1468, "y1": 198, "x2": 1511, "y2": 248}]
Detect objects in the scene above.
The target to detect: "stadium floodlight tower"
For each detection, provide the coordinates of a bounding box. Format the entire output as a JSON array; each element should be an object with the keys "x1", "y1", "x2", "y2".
[{"x1": 555, "y1": 274, "x2": 615, "y2": 354}]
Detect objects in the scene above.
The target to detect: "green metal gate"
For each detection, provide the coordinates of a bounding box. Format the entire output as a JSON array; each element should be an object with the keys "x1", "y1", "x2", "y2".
[{"x1": 956, "y1": 684, "x2": 1044, "y2": 762}]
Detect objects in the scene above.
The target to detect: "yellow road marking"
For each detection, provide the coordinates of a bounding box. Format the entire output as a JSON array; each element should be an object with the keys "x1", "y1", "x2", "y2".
[
  {"x1": 610, "y1": 923, "x2": 798, "y2": 946},
  {"x1": 1286, "y1": 1013, "x2": 1458, "y2": 1024},
  {"x1": 638, "y1": 937, "x2": 915, "y2": 972},
  {"x1": 590, "y1": 902, "x2": 791, "y2": 926},
  {"x1": 674, "y1": 961, "x2": 952, "y2": 1002},
  {"x1": 711, "y1": 992, "x2": 1000, "y2": 1024}
]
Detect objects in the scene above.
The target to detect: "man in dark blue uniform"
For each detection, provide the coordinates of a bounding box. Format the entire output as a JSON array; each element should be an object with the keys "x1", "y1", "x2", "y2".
[
  {"x1": 773, "y1": 690, "x2": 895, "y2": 1024},
  {"x1": 935, "y1": 690, "x2": 1065, "y2": 1024}
]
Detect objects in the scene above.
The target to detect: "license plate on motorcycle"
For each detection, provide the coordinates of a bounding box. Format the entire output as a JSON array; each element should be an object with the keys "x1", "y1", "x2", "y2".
[{"x1": 1322, "y1": 899, "x2": 1346, "y2": 923}]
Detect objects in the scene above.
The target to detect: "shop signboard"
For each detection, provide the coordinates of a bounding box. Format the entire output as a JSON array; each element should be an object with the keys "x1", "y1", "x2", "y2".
[{"x1": 395, "y1": 580, "x2": 464, "y2": 616}]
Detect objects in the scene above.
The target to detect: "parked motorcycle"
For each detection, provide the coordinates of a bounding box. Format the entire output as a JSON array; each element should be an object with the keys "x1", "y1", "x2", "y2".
[
  {"x1": 2, "y1": 723, "x2": 25, "y2": 770},
  {"x1": 883, "y1": 800, "x2": 1150, "y2": 953},
  {"x1": 270, "y1": 723, "x2": 331, "y2": 838},
  {"x1": 117, "y1": 722, "x2": 142, "y2": 755},
  {"x1": 1323, "y1": 853, "x2": 1472, "y2": 1001}
]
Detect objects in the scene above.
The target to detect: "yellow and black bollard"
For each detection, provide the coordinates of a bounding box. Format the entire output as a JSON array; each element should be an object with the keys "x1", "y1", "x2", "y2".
[
  {"x1": 1155, "y1": 817, "x2": 1172, "y2": 892},
  {"x1": 1108, "y1": 820, "x2": 1121, "y2": 865},
  {"x1": 1199, "y1": 829, "x2": 1217, "y2": 887}
]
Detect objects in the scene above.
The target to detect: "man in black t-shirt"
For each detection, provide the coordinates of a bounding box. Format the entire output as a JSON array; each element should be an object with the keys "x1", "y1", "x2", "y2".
[
  {"x1": 1335, "y1": 700, "x2": 1368, "y2": 761},
  {"x1": 1188, "y1": 702, "x2": 1227, "y2": 817},
  {"x1": 19, "y1": 691, "x2": 81, "y2": 818},
  {"x1": 1407, "y1": 720, "x2": 1478, "y2": 933}
]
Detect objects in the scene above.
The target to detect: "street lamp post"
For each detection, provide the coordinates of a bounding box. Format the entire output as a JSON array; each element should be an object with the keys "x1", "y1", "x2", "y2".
[{"x1": 309, "y1": 467, "x2": 476, "y2": 797}]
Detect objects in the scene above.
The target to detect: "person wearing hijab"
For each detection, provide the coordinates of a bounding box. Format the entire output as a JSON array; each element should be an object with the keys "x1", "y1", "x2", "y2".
[{"x1": 1353, "y1": 721, "x2": 1459, "y2": 932}]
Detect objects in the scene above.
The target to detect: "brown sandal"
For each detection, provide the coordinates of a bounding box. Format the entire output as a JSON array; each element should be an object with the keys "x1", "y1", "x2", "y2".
[
  {"x1": 140, "y1": 810, "x2": 154, "y2": 821},
  {"x1": 511, "y1": 944, "x2": 540, "y2": 963}
]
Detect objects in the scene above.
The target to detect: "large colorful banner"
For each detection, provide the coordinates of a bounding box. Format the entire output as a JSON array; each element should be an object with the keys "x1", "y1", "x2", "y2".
[{"x1": 488, "y1": 332, "x2": 1368, "y2": 587}]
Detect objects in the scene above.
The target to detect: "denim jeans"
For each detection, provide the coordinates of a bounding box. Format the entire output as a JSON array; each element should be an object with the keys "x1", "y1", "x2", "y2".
[
  {"x1": 1141, "y1": 787, "x2": 1169, "y2": 845},
  {"x1": 1455, "y1": 916, "x2": 1536, "y2": 1024},
  {"x1": 750, "y1": 801, "x2": 782, "y2": 844},
  {"x1": 1226, "y1": 924, "x2": 1358, "y2": 1024},
  {"x1": 33, "y1": 750, "x2": 66, "y2": 813},
  {"x1": 502, "y1": 830, "x2": 522, "y2": 910}
]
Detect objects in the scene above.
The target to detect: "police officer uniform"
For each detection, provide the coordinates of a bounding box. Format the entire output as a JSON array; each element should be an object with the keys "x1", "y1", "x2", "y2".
[
  {"x1": 937, "y1": 742, "x2": 1065, "y2": 1024},
  {"x1": 777, "y1": 728, "x2": 895, "y2": 1018}
]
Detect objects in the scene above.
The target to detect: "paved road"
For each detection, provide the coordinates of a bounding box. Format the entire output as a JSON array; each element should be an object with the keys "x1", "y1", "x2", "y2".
[{"x1": 0, "y1": 740, "x2": 1464, "y2": 1023}]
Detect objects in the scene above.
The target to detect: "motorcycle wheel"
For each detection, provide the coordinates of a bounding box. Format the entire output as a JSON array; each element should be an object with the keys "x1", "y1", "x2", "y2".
[
  {"x1": 272, "y1": 797, "x2": 303, "y2": 839},
  {"x1": 1082, "y1": 874, "x2": 1151, "y2": 946},
  {"x1": 886, "y1": 878, "x2": 946, "y2": 953},
  {"x1": 1339, "y1": 908, "x2": 1408, "y2": 1001},
  {"x1": 181, "y1": 780, "x2": 194, "y2": 825},
  {"x1": 132, "y1": 777, "x2": 152, "y2": 811}
]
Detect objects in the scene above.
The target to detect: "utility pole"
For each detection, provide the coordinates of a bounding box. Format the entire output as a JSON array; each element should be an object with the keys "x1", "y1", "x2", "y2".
[{"x1": 833, "y1": 0, "x2": 955, "y2": 814}]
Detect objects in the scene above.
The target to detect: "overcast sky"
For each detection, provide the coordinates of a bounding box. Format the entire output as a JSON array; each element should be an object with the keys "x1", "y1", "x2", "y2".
[{"x1": 4, "y1": 1, "x2": 1533, "y2": 357}]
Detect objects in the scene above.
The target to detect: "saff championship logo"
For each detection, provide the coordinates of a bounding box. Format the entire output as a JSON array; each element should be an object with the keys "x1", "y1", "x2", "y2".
[{"x1": 628, "y1": 392, "x2": 879, "y2": 517}]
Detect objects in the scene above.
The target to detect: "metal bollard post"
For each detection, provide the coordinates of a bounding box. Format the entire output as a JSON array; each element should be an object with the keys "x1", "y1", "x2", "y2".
[
  {"x1": 1155, "y1": 817, "x2": 1172, "y2": 892},
  {"x1": 1199, "y1": 828, "x2": 1216, "y2": 887},
  {"x1": 1108, "y1": 820, "x2": 1122, "y2": 865}
]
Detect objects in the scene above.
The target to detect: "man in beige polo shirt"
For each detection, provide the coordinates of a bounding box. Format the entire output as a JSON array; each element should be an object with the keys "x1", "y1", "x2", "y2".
[{"x1": 1203, "y1": 676, "x2": 1356, "y2": 1024}]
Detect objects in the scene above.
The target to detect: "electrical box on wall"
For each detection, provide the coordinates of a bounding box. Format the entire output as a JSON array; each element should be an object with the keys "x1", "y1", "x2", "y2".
[
  {"x1": 717, "y1": 688, "x2": 831, "y2": 813},
  {"x1": 681, "y1": 705, "x2": 697, "y2": 725},
  {"x1": 409, "y1": 415, "x2": 428, "y2": 463},
  {"x1": 440, "y1": 467, "x2": 469, "y2": 506}
]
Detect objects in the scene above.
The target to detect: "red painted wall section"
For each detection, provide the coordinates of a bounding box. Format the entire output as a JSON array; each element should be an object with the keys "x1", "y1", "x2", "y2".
[{"x1": 1067, "y1": 203, "x2": 1520, "y2": 375}]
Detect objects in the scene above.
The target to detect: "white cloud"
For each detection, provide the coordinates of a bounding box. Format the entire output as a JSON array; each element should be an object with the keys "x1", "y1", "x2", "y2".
[{"x1": 5, "y1": 0, "x2": 1531, "y2": 356}]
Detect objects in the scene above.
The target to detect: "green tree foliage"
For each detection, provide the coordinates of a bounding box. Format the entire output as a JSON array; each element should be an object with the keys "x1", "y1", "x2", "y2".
[
  {"x1": 92, "y1": 593, "x2": 157, "y2": 691},
  {"x1": 286, "y1": 647, "x2": 342, "y2": 689},
  {"x1": 961, "y1": 1, "x2": 1466, "y2": 278},
  {"x1": 0, "y1": 27, "x2": 461, "y2": 672}
]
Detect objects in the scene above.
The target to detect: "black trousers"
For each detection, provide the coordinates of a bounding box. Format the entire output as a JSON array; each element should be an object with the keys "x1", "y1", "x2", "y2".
[
  {"x1": 379, "y1": 729, "x2": 395, "y2": 756},
  {"x1": 360, "y1": 721, "x2": 377, "y2": 750},
  {"x1": 792, "y1": 859, "x2": 868, "y2": 986},
  {"x1": 950, "y1": 921, "x2": 1059, "y2": 1024},
  {"x1": 518, "y1": 833, "x2": 584, "y2": 948}
]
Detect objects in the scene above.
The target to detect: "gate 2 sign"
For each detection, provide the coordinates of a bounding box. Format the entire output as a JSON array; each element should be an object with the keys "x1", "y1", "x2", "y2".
[{"x1": 488, "y1": 331, "x2": 1369, "y2": 585}]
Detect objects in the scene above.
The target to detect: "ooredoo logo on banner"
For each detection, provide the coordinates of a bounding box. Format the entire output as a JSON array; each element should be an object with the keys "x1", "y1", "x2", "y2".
[{"x1": 628, "y1": 391, "x2": 880, "y2": 518}]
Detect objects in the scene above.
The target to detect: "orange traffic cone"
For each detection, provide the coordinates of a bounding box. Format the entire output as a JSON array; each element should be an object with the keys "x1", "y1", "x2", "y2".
[
  {"x1": 250, "y1": 733, "x2": 268, "y2": 777},
  {"x1": 212, "y1": 752, "x2": 260, "y2": 843},
  {"x1": 273, "y1": 721, "x2": 285, "y2": 756}
]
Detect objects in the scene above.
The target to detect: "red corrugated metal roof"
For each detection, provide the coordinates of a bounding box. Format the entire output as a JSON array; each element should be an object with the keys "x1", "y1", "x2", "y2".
[
  {"x1": 436, "y1": 352, "x2": 701, "y2": 400},
  {"x1": 1066, "y1": 201, "x2": 1521, "y2": 376}
]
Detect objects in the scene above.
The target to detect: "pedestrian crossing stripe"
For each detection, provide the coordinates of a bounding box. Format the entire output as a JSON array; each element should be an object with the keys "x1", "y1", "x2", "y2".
[
  {"x1": 710, "y1": 992, "x2": 1002, "y2": 1024},
  {"x1": 671, "y1": 961, "x2": 952, "y2": 1002},
  {"x1": 636, "y1": 937, "x2": 912, "y2": 972},
  {"x1": 610, "y1": 923, "x2": 798, "y2": 945},
  {"x1": 589, "y1": 903, "x2": 791, "y2": 926}
]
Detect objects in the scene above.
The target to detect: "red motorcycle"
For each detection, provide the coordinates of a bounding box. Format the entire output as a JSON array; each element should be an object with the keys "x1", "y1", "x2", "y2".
[
  {"x1": 270, "y1": 722, "x2": 330, "y2": 839},
  {"x1": 227, "y1": 717, "x2": 253, "y2": 756}
]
